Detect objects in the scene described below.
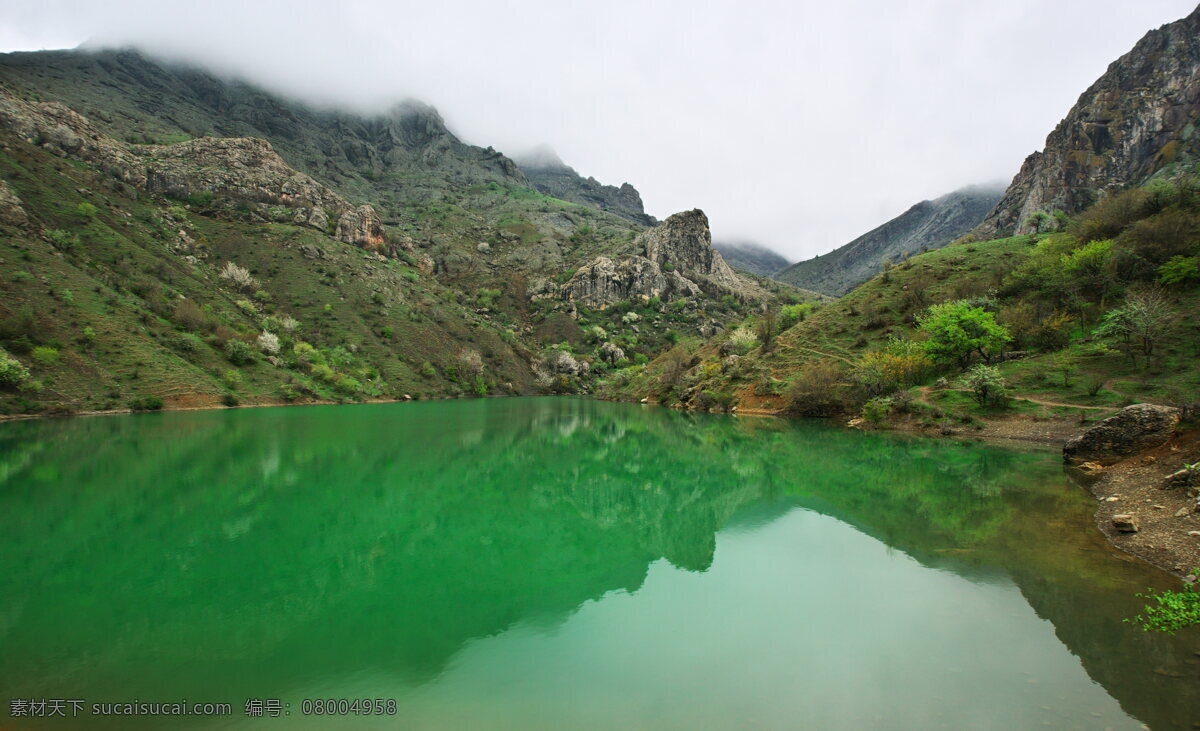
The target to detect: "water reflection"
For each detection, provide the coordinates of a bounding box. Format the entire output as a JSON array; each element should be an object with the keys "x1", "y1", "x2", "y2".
[{"x1": 0, "y1": 398, "x2": 1194, "y2": 728}]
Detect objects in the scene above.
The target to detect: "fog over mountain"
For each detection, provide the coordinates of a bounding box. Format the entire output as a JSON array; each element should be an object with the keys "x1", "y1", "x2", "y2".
[{"x1": 2, "y1": 0, "x2": 1193, "y2": 259}]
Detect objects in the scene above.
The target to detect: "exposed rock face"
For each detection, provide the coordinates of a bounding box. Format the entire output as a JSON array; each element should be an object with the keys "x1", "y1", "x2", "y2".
[
  {"x1": 562, "y1": 209, "x2": 763, "y2": 308},
  {"x1": 0, "y1": 89, "x2": 387, "y2": 250},
  {"x1": 564, "y1": 255, "x2": 700, "y2": 307},
  {"x1": 776, "y1": 185, "x2": 1003, "y2": 296},
  {"x1": 334, "y1": 205, "x2": 385, "y2": 250},
  {"x1": 141, "y1": 136, "x2": 350, "y2": 214},
  {"x1": 0, "y1": 179, "x2": 28, "y2": 227},
  {"x1": 515, "y1": 145, "x2": 655, "y2": 226},
  {"x1": 976, "y1": 6, "x2": 1200, "y2": 237},
  {"x1": 1063, "y1": 403, "x2": 1182, "y2": 465},
  {"x1": 640, "y1": 210, "x2": 743, "y2": 292}
]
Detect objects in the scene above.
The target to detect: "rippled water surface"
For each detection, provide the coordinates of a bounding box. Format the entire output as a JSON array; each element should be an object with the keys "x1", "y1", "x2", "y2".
[{"x1": 1, "y1": 398, "x2": 1196, "y2": 728}]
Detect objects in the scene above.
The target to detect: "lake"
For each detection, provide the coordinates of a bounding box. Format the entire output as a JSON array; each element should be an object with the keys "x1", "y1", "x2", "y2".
[{"x1": 0, "y1": 397, "x2": 1196, "y2": 728}]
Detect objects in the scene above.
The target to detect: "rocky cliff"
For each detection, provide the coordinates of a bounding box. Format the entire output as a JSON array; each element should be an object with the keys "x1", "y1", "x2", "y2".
[
  {"x1": 515, "y1": 145, "x2": 656, "y2": 226},
  {"x1": 0, "y1": 88, "x2": 386, "y2": 249},
  {"x1": 558, "y1": 209, "x2": 763, "y2": 307},
  {"x1": 776, "y1": 184, "x2": 1003, "y2": 296},
  {"x1": 975, "y1": 5, "x2": 1200, "y2": 237}
]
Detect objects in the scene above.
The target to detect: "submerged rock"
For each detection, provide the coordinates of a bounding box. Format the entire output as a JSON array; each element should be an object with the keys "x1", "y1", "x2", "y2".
[{"x1": 1063, "y1": 403, "x2": 1181, "y2": 466}]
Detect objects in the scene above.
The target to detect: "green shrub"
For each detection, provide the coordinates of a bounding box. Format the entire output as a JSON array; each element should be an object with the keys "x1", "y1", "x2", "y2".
[
  {"x1": 780, "y1": 303, "x2": 813, "y2": 330},
  {"x1": 862, "y1": 396, "x2": 893, "y2": 424},
  {"x1": 129, "y1": 395, "x2": 164, "y2": 411},
  {"x1": 0, "y1": 347, "x2": 30, "y2": 387},
  {"x1": 1158, "y1": 255, "x2": 1200, "y2": 286},
  {"x1": 187, "y1": 191, "x2": 215, "y2": 208},
  {"x1": 30, "y1": 346, "x2": 60, "y2": 367},
  {"x1": 221, "y1": 369, "x2": 243, "y2": 388},
  {"x1": 1126, "y1": 573, "x2": 1200, "y2": 634},
  {"x1": 75, "y1": 201, "x2": 98, "y2": 219},
  {"x1": 168, "y1": 332, "x2": 203, "y2": 354},
  {"x1": 47, "y1": 229, "x2": 78, "y2": 251},
  {"x1": 221, "y1": 393, "x2": 240, "y2": 407},
  {"x1": 223, "y1": 339, "x2": 255, "y2": 366}
]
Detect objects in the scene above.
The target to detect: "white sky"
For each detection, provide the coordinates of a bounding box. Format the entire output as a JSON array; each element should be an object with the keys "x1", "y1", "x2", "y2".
[{"x1": 1, "y1": 0, "x2": 1196, "y2": 261}]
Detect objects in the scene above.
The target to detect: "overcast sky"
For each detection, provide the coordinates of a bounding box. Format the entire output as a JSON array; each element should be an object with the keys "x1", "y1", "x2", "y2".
[{"x1": 1, "y1": 1, "x2": 1196, "y2": 261}]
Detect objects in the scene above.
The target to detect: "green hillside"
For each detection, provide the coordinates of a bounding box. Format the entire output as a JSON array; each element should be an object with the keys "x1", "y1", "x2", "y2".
[{"x1": 606, "y1": 176, "x2": 1200, "y2": 430}]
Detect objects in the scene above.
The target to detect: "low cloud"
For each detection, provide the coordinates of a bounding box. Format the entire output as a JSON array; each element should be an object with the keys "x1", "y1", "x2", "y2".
[{"x1": 2, "y1": 0, "x2": 1195, "y2": 260}]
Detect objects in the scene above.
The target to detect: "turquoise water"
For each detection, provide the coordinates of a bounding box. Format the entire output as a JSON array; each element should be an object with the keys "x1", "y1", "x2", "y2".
[{"x1": 0, "y1": 397, "x2": 1196, "y2": 728}]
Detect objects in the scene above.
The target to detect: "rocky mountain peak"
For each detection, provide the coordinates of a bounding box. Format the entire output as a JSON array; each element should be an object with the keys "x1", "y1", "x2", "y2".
[
  {"x1": 514, "y1": 146, "x2": 655, "y2": 227},
  {"x1": 975, "y1": 5, "x2": 1200, "y2": 237},
  {"x1": 383, "y1": 99, "x2": 457, "y2": 148}
]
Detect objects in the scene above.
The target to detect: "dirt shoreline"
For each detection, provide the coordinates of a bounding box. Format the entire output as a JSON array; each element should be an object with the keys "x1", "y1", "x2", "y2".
[
  {"x1": 4, "y1": 394, "x2": 1195, "y2": 579},
  {"x1": 1072, "y1": 429, "x2": 1200, "y2": 579}
]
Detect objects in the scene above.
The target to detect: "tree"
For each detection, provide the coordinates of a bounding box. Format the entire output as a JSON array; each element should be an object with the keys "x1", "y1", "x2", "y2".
[
  {"x1": 756, "y1": 309, "x2": 778, "y2": 352},
  {"x1": 961, "y1": 364, "x2": 1009, "y2": 407},
  {"x1": 917, "y1": 301, "x2": 1011, "y2": 369},
  {"x1": 780, "y1": 303, "x2": 813, "y2": 330},
  {"x1": 1024, "y1": 211, "x2": 1051, "y2": 235},
  {"x1": 1096, "y1": 286, "x2": 1175, "y2": 365},
  {"x1": 219, "y1": 261, "x2": 257, "y2": 291}
]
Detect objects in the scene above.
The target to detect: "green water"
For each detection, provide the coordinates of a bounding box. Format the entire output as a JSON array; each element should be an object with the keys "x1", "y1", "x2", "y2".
[{"x1": 0, "y1": 398, "x2": 1196, "y2": 729}]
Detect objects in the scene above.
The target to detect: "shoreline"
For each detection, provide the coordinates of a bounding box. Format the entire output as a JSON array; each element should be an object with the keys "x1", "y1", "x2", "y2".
[{"x1": 4, "y1": 392, "x2": 1193, "y2": 579}]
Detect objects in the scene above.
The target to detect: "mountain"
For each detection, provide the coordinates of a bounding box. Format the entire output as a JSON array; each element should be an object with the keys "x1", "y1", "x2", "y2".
[
  {"x1": 514, "y1": 145, "x2": 656, "y2": 226},
  {"x1": 0, "y1": 48, "x2": 796, "y2": 415},
  {"x1": 712, "y1": 240, "x2": 790, "y2": 277},
  {"x1": 975, "y1": 5, "x2": 1200, "y2": 237},
  {"x1": 775, "y1": 185, "x2": 1004, "y2": 296}
]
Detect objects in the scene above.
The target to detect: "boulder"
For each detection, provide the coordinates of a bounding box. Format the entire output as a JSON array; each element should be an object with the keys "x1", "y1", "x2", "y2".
[
  {"x1": 1063, "y1": 403, "x2": 1181, "y2": 465},
  {"x1": 1111, "y1": 514, "x2": 1139, "y2": 533},
  {"x1": 598, "y1": 342, "x2": 626, "y2": 365}
]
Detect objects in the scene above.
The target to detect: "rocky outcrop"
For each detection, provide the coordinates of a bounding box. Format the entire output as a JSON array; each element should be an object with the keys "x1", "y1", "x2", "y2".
[
  {"x1": 515, "y1": 145, "x2": 655, "y2": 226},
  {"x1": 640, "y1": 210, "x2": 744, "y2": 292},
  {"x1": 0, "y1": 179, "x2": 28, "y2": 227},
  {"x1": 1063, "y1": 403, "x2": 1182, "y2": 465},
  {"x1": 599, "y1": 342, "x2": 626, "y2": 365},
  {"x1": 334, "y1": 205, "x2": 386, "y2": 250},
  {"x1": 776, "y1": 185, "x2": 1003, "y2": 295},
  {"x1": 975, "y1": 6, "x2": 1200, "y2": 237},
  {"x1": 561, "y1": 210, "x2": 763, "y2": 308},
  {"x1": 563, "y1": 255, "x2": 701, "y2": 308},
  {"x1": 0, "y1": 88, "x2": 387, "y2": 250}
]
